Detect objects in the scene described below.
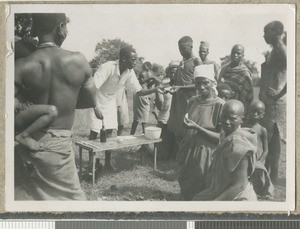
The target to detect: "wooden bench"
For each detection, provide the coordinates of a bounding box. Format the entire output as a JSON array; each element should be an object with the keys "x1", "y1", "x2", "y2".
[{"x1": 75, "y1": 135, "x2": 162, "y2": 185}]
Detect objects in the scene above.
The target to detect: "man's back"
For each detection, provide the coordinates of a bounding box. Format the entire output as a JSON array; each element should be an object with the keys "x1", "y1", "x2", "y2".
[{"x1": 15, "y1": 47, "x2": 91, "y2": 130}]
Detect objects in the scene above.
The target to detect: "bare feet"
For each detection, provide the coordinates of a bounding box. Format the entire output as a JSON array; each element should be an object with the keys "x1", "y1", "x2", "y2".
[{"x1": 15, "y1": 134, "x2": 43, "y2": 151}]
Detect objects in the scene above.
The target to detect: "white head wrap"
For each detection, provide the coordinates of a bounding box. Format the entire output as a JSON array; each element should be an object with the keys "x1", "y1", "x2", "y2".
[
  {"x1": 200, "y1": 41, "x2": 209, "y2": 49},
  {"x1": 193, "y1": 64, "x2": 215, "y2": 82}
]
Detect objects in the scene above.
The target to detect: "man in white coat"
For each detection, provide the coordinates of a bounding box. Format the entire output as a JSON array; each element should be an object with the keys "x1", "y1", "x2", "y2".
[{"x1": 87, "y1": 46, "x2": 162, "y2": 171}]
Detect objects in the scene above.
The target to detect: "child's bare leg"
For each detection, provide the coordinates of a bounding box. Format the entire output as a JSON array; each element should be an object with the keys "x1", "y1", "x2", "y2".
[
  {"x1": 141, "y1": 122, "x2": 146, "y2": 134},
  {"x1": 15, "y1": 105, "x2": 58, "y2": 150},
  {"x1": 117, "y1": 125, "x2": 123, "y2": 136},
  {"x1": 130, "y1": 121, "x2": 138, "y2": 135},
  {"x1": 152, "y1": 111, "x2": 158, "y2": 122}
]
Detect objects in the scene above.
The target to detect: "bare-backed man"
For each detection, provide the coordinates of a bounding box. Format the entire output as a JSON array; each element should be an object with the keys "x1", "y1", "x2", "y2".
[{"x1": 14, "y1": 13, "x2": 102, "y2": 200}]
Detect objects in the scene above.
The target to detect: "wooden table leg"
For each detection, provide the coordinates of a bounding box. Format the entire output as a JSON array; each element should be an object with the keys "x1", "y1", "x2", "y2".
[
  {"x1": 154, "y1": 143, "x2": 157, "y2": 171},
  {"x1": 79, "y1": 147, "x2": 82, "y2": 180},
  {"x1": 91, "y1": 150, "x2": 96, "y2": 186}
]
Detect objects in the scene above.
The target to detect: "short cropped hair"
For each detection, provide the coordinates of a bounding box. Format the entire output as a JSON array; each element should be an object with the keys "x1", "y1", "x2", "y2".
[
  {"x1": 178, "y1": 36, "x2": 193, "y2": 45},
  {"x1": 217, "y1": 83, "x2": 232, "y2": 92},
  {"x1": 143, "y1": 61, "x2": 152, "y2": 69},
  {"x1": 31, "y1": 13, "x2": 67, "y2": 37},
  {"x1": 119, "y1": 46, "x2": 136, "y2": 59},
  {"x1": 264, "y1": 21, "x2": 284, "y2": 36}
]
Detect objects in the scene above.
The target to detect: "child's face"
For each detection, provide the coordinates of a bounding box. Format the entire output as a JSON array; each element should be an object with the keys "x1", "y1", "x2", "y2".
[
  {"x1": 249, "y1": 103, "x2": 265, "y2": 121},
  {"x1": 220, "y1": 105, "x2": 244, "y2": 135},
  {"x1": 168, "y1": 67, "x2": 177, "y2": 79},
  {"x1": 139, "y1": 73, "x2": 147, "y2": 85},
  {"x1": 218, "y1": 89, "x2": 232, "y2": 101}
]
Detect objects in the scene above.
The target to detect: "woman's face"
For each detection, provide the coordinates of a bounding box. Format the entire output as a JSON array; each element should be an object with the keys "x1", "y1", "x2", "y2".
[{"x1": 195, "y1": 77, "x2": 213, "y2": 98}]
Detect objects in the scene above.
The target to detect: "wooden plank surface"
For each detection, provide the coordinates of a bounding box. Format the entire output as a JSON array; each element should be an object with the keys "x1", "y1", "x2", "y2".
[{"x1": 75, "y1": 135, "x2": 162, "y2": 152}]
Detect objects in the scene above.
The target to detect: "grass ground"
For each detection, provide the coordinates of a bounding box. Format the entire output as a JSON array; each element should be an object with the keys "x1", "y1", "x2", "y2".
[{"x1": 71, "y1": 88, "x2": 286, "y2": 201}]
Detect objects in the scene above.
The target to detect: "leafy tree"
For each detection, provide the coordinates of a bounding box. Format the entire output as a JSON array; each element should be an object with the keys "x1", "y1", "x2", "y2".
[
  {"x1": 14, "y1": 14, "x2": 38, "y2": 59},
  {"x1": 89, "y1": 38, "x2": 133, "y2": 69},
  {"x1": 89, "y1": 38, "x2": 149, "y2": 78},
  {"x1": 15, "y1": 14, "x2": 33, "y2": 39}
]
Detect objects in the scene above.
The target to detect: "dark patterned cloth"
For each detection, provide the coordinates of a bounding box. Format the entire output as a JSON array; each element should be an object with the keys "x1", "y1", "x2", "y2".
[{"x1": 219, "y1": 62, "x2": 253, "y2": 113}]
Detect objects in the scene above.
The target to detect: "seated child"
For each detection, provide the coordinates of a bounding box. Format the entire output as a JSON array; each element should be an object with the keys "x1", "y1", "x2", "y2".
[
  {"x1": 193, "y1": 99, "x2": 257, "y2": 201},
  {"x1": 130, "y1": 71, "x2": 153, "y2": 135},
  {"x1": 15, "y1": 83, "x2": 58, "y2": 151},
  {"x1": 244, "y1": 100, "x2": 274, "y2": 198},
  {"x1": 217, "y1": 82, "x2": 233, "y2": 101}
]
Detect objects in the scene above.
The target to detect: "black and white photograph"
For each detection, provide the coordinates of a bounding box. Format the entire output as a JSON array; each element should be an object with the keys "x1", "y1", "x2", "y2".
[{"x1": 6, "y1": 4, "x2": 295, "y2": 212}]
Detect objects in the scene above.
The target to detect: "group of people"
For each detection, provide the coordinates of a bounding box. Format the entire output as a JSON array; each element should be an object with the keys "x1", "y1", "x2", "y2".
[{"x1": 14, "y1": 13, "x2": 287, "y2": 201}]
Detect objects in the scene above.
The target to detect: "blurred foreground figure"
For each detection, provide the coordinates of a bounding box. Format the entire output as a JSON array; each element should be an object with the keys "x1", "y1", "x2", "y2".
[{"x1": 15, "y1": 13, "x2": 101, "y2": 200}]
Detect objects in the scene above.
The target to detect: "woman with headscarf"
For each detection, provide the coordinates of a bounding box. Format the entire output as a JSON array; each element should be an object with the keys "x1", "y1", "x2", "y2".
[{"x1": 177, "y1": 64, "x2": 225, "y2": 200}]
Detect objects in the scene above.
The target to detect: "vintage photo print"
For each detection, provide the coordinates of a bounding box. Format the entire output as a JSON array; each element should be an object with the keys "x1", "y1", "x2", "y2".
[{"x1": 5, "y1": 4, "x2": 295, "y2": 212}]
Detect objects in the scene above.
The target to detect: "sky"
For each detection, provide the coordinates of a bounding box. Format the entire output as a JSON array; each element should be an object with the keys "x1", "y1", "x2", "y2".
[{"x1": 12, "y1": 4, "x2": 292, "y2": 68}]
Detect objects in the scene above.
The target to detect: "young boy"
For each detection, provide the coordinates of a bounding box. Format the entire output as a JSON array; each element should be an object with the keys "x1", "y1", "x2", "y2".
[
  {"x1": 193, "y1": 99, "x2": 257, "y2": 201},
  {"x1": 244, "y1": 100, "x2": 274, "y2": 198},
  {"x1": 130, "y1": 71, "x2": 153, "y2": 135},
  {"x1": 15, "y1": 81, "x2": 58, "y2": 151},
  {"x1": 154, "y1": 76, "x2": 175, "y2": 159},
  {"x1": 216, "y1": 83, "x2": 233, "y2": 101}
]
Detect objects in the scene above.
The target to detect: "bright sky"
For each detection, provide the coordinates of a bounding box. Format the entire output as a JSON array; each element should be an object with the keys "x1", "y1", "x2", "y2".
[{"x1": 12, "y1": 4, "x2": 292, "y2": 68}]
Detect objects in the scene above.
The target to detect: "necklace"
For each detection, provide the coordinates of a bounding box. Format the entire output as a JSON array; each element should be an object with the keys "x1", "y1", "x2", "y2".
[{"x1": 37, "y1": 42, "x2": 58, "y2": 49}]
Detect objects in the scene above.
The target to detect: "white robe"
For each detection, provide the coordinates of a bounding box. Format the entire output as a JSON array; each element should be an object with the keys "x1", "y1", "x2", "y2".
[{"x1": 86, "y1": 61, "x2": 141, "y2": 131}]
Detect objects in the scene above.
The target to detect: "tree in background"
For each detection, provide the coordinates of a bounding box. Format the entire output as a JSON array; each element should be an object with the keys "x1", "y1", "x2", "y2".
[
  {"x1": 220, "y1": 55, "x2": 260, "y2": 87},
  {"x1": 89, "y1": 38, "x2": 166, "y2": 79},
  {"x1": 89, "y1": 38, "x2": 145, "y2": 75},
  {"x1": 14, "y1": 13, "x2": 38, "y2": 59}
]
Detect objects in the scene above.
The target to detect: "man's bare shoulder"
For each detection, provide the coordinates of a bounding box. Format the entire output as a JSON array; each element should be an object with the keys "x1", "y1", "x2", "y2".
[
  {"x1": 15, "y1": 52, "x2": 43, "y2": 75},
  {"x1": 61, "y1": 50, "x2": 89, "y2": 65}
]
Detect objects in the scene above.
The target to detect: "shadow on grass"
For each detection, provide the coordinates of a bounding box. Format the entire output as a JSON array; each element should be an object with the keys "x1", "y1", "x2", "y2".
[
  {"x1": 112, "y1": 147, "x2": 144, "y2": 172},
  {"x1": 151, "y1": 170, "x2": 178, "y2": 182}
]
